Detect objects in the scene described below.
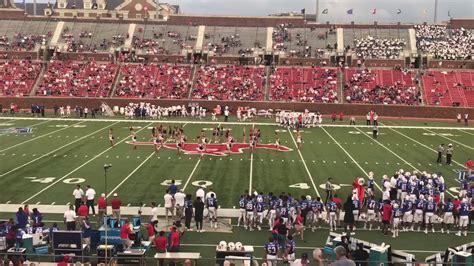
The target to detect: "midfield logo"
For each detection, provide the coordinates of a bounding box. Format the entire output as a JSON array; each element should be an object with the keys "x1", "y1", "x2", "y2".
[
  {"x1": 126, "y1": 142, "x2": 293, "y2": 156},
  {"x1": 0, "y1": 127, "x2": 32, "y2": 135}
]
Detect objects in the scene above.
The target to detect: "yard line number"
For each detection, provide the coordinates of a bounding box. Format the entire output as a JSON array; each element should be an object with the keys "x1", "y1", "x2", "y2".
[
  {"x1": 160, "y1": 179, "x2": 213, "y2": 188},
  {"x1": 25, "y1": 176, "x2": 85, "y2": 184}
]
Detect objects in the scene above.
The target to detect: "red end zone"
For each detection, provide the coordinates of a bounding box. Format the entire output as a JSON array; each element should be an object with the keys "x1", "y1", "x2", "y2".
[{"x1": 126, "y1": 141, "x2": 293, "y2": 156}]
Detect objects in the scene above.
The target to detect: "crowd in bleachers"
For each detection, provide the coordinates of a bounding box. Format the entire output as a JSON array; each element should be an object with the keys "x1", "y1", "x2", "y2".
[
  {"x1": 132, "y1": 28, "x2": 189, "y2": 55},
  {"x1": 37, "y1": 60, "x2": 118, "y2": 97},
  {"x1": 192, "y1": 65, "x2": 265, "y2": 101},
  {"x1": 344, "y1": 69, "x2": 419, "y2": 105},
  {"x1": 269, "y1": 67, "x2": 338, "y2": 103},
  {"x1": 205, "y1": 34, "x2": 242, "y2": 55},
  {"x1": 354, "y1": 36, "x2": 406, "y2": 59},
  {"x1": 116, "y1": 64, "x2": 191, "y2": 99},
  {"x1": 61, "y1": 27, "x2": 125, "y2": 53},
  {"x1": 0, "y1": 33, "x2": 51, "y2": 51},
  {"x1": 415, "y1": 25, "x2": 473, "y2": 60},
  {"x1": 272, "y1": 24, "x2": 291, "y2": 51},
  {"x1": 0, "y1": 60, "x2": 42, "y2": 96}
]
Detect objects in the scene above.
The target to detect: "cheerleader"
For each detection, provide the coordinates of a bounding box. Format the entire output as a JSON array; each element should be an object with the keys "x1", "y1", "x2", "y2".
[
  {"x1": 226, "y1": 135, "x2": 234, "y2": 154},
  {"x1": 108, "y1": 128, "x2": 115, "y2": 147},
  {"x1": 250, "y1": 135, "x2": 257, "y2": 153},
  {"x1": 242, "y1": 127, "x2": 246, "y2": 143},
  {"x1": 177, "y1": 135, "x2": 186, "y2": 155},
  {"x1": 151, "y1": 133, "x2": 161, "y2": 152},
  {"x1": 197, "y1": 136, "x2": 205, "y2": 159},
  {"x1": 130, "y1": 127, "x2": 137, "y2": 150}
]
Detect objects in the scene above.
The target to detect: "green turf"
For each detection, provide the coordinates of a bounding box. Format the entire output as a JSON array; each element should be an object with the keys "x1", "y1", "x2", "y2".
[{"x1": 0, "y1": 115, "x2": 473, "y2": 262}]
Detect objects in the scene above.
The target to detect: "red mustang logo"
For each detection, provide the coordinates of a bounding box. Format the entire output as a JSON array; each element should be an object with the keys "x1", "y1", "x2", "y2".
[{"x1": 126, "y1": 142, "x2": 293, "y2": 156}]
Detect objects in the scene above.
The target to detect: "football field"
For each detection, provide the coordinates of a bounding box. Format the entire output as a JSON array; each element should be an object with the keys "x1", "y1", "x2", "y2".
[{"x1": 0, "y1": 115, "x2": 473, "y2": 261}]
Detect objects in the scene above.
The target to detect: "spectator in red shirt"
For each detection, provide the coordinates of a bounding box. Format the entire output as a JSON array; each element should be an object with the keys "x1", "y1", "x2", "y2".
[
  {"x1": 97, "y1": 193, "x2": 107, "y2": 226},
  {"x1": 111, "y1": 193, "x2": 121, "y2": 220},
  {"x1": 339, "y1": 112, "x2": 344, "y2": 121},
  {"x1": 331, "y1": 113, "x2": 337, "y2": 122},
  {"x1": 453, "y1": 197, "x2": 461, "y2": 223},
  {"x1": 155, "y1": 231, "x2": 167, "y2": 266},
  {"x1": 120, "y1": 219, "x2": 133, "y2": 249},
  {"x1": 77, "y1": 201, "x2": 88, "y2": 225},
  {"x1": 147, "y1": 220, "x2": 158, "y2": 242},
  {"x1": 382, "y1": 201, "x2": 392, "y2": 235},
  {"x1": 169, "y1": 226, "x2": 181, "y2": 252},
  {"x1": 332, "y1": 194, "x2": 343, "y2": 226},
  {"x1": 465, "y1": 158, "x2": 473, "y2": 177}
]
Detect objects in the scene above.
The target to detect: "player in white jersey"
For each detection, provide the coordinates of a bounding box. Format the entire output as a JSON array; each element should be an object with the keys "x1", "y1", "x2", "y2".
[
  {"x1": 66, "y1": 105, "x2": 71, "y2": 117},
  {"x1": 130, "y1": 127, "x2": 137, "y2": 150},
  {"x1": 275, "y1": 132, "x2": 280, "y2": 149},
  {"x1": 296, "y1": 131, "x2": 302, "y2": 149},
  {"x1": 59, "y1": 106, "x2": 65, "y2": 117}
]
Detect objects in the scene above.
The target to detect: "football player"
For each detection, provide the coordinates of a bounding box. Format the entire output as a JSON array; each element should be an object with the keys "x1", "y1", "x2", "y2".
[
  {"x1": 456, "y1": 198, "x2": 471, "y2": 237},
  {"x1": 391, "y1": 202, "x2": 402, "y2": 238},
  {"x1": 424, "y1": 196, "x2": 437, "y2": 234},
  {"x1": 129, "y1": 127, "x2": 137, "y2": 150},
  {"x1": 326, "y1": 198, "x2": 338, "y2": 232},
  {"x1": 364, "y1": 196, "x2": 377, "y2": 230},
  {"x1": 441, "y1": 198, "x2": 454, "y2": 234},
  {"x1": 237, "y1": 195, "x2": 247, "y2": 227},
  {"x1": 108, "y1": 128, "x2": 115, "y2": 147},
  {"x1": 206, "y1": 193, "x2": 218, "y2": 229}
]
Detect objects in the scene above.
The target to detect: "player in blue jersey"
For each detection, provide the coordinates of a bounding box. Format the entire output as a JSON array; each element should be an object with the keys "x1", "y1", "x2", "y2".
[
  {"x1": 456, "y1": 198, "x2": 471, "y2": 237},
  {"x1": 391, "y1": 203, "x2": 403, "y2": 238},
  {"x1": 237, "y1": 195, "x2": 246, "y2": 227},
  {"x1": 266, "y1": 194, "x2": 278, "y2": 230},
  {"x1": 424, "y1": 196, "x2": 437, "y2": 234},
  {"x1": 364, "y1": 196, "x2": 378, "y2": 230},
  {"x1": 441, "y1": 198, "x2": 454, "y2": 234},
  {"x1": 311, "y1": 197, "x2": 324, "y2": 231},
  {"x1": 414, "y1": 195, "x2": 425, "y2": 232},
  {"x1": 326, "y1": 198, "x2": 338, "y2": 231},
  {"x1": 206, "y1": 193, "x2": 218, "y2": 229},
  {"x1": 255, "y1": 196, "x2": 265, "y2": 231},
  {"x1": 264, "y1": 236, "x2": 278, "y2": 266},
  {"x1": 245, "y1": 195, "x2": 255, "y2": 231},
  {"x1": 285, "y1": 235, "x2": 296, "y2": 262},
  {"x1": 402, "y1": 195, "x2": 414, "y2": 231}
]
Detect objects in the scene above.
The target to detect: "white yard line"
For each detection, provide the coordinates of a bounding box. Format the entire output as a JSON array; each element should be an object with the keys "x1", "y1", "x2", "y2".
[
  {"x1": 182, "y1": 159, "x2": 201, "y2": 191},
  {"x1": 423, "y1": 128, "x2": 473, "y2": 150},
  {"x1": 288, "y1": 129, "x2": 321, "y2": 197},
  {"x1": 0, "y1": 121, "x2": 85, "y2": 153},
  {"x1": 356, "y1": 127, "x2": 457, "y2": 197},
  {"x1": 249, "y1": 124, "x2": 255, "y2": 192},
  {"x1": 107, "y1": 151, "x2": 156, "y2": 198},
  {"x1": 0, "y1": 121, "x2": 121, "y2": 177},
  {"x1": 24, "y1": 120, "x2": 51, "y2": 128},
  {"x1": 1, "y1": 117, "x2": 474, "y2": 131},
  {"x1": 21, "y1": 122, "x2": 154, "y2": 204},
  {"x1": 458, "y1": 129, "x2": 474, "y2": 136},
  {"x1": 320, "y1": 127, "x2": 383, "y2": 192}
]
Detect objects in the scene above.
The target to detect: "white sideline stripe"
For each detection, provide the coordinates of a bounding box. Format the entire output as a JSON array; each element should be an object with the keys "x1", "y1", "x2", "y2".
[
  {"x1": 107, "y1": 151, "x2": 156, "y2": 198},
  {"x1": 288, "y1": 129, "x2": 321, "y2": 197},
  {"x1": 26, "y1": 120, "x2": 51, "y2": 128},
  {"x1": 384, "y1": 125, "x2": 465, "y2": 168},
  {"x1": 21, "y1": 122, "x2": 154, "y2": 204},
  {"x1": 0, "y1": 121, "x2": 120, "y2": 177},
  {"x1": 424, "y1": 128, "x2": 473, "y2": 150},
  {"x1": 1, "y1": 117, "x2": 474, "y2": 131},
  {"x1": 249, "y1": 123, "x2": 255, "y2": 192},
  {"x1": 183, "y1": 160, "x2": 201, "y2": 191},
  {"x1": 356, "y1": 127, "x2": 457, "y2": 197},
  {"x1": 459, "y1": 129, "x2": 474, "y2": 136},
  {"x1": 321, "y1": 127, "x2": 383, "y2": 192},
  {"x1": 0, "y1": 121, "x2": 85, "y2": 153}
]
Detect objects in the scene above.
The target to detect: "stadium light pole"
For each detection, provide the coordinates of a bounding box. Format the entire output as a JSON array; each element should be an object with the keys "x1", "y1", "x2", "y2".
[
  {"x1": 103, "y1": 164, "x2": 111, "y2": 264},
  {"x1": 315, "y1": 0, "x2": 319, "y2": 23},
  {"x1": 433, "y1": 0, "x2": 438, "y2": 23}
]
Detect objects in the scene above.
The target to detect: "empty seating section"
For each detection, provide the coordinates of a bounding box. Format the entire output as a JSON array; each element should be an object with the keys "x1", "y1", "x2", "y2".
[
  {"x1": 37, "y1": 60, "x2": 118, "y2": 97},
  {"x1": 0, "y1": 20, "x2": 55, "y2": 51},
  {"x1": 273, "y1": 26, "x2": 337, "y2": 57},
  {"x1": 133, "y1": 25, "x2": 198, "y2": 54},
  {"x1": 193, "y1": 65, "x2": 265, "y2": 101},
  {"x1": 116, "y1": 64, "x2": 191, "y2": 99},
  {"x1": 422, "y1": 71, "x2": 474, "y2": 107},
  {"x1": 203, "y1": 27, "x2": 266, "y2": 55},
  {"x1": 0, "y1": 60, "x2": 42, "y2": 96},
  {"x1": 61, "y1": 22, "x2": 127, "y2": 52},
  {"x1": 344, "y1": 69, "x2": 417, "y2": 105},
  {"x1": 269, "y1": 67, "x2": 338, "y2": 102}
]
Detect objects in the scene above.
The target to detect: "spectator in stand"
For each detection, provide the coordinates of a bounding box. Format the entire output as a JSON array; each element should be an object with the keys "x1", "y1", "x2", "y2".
[
  {"x1": 354, "y1": 36, "x2": 406, "y2": 59},
  {"x1": 64, "y1": 205, "x2": 77, "y2": 231},
  {"x1": 147, "y1": 220, "x2": 158, "y2": 242},
  {"x1": 111, "y1": 193, "x2": 122, "y2": 220},
  {"x1": 15, "y1": 207, "x2": 28, "y2": 230},
  {"x1": 155, "y1": 231, "x2": 167, "y2": 266},
  {"x1": 97, "y1": 193, "x2": 107, "y2": 225},
  {"x1": 415, "y1": 25, "x2": 472, "y2": 60},
  {"x1": 169, "y1": 226, "x2": 181, "y2": 252}
]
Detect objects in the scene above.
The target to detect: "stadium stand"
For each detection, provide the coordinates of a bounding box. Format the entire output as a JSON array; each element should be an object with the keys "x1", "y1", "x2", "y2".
[
  {"x1": 344, "y1": 68, "x2": 418, "y2": 105},
  {"x1": 192, "y1": 65, "x2": 265, "y2": 101},
  {"x1": 203, "y1": 26, "x2": 266, "y2": 55},
  {"x1": 269, "y1": 67, "x2": 338, "y2": 102},
  {"x1": 116, "y1": 64, "x2": 192, "y2": 99},
  {"x1": 353, "y1": 36, "x2": 406, "y2": 59},
  {"x1": 0, "y1": 20, "x2": 55, "y2": 51},
  {"x1": 0, "y1": 60, "x2": 42, "y2": 96},
  {"x1": 422, "y1": 70, "x2": 474, "y2": 107},
  {"x1": 133, "y1": 24, "x2": 198, "y2": 55},
  {"x1": 37, "y1": 60, "x2": 118, "y2": 97},
  {"x1": 60, "y1": 22, "x2": 128, "y2": 53},
  {"x1": 415, "y1": 24, "x2": 473, "y2": 60}
]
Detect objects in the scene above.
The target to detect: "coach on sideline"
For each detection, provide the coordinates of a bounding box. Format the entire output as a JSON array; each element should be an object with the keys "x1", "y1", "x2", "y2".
[{"x1": 72, "y1": 185, "x2": 84, "y2": 214}]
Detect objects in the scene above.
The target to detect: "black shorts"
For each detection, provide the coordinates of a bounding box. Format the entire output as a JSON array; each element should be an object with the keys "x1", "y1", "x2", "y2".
[{"x1": 382, "y1": 220, "x2": 390, "y2": 225}]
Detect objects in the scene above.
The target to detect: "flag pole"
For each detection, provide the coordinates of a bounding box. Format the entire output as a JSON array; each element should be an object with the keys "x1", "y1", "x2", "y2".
[
  {"x1": 433, "y1": 0, "x2": 438, "y2": 23},
  {"x1": 315, "y1": 0, "x2": 319, "y2": 23}
]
